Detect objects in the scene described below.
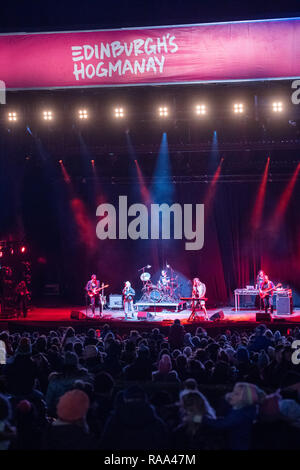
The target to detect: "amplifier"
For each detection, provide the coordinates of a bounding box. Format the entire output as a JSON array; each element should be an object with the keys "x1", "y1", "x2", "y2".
[
  {"x1": 256, "y1": 312, "x2": 272, "y2": 322},
  {"x1": 70, "y1": 310, "x2": 86, "y2": 320},
  {"x1": 137, "y1": 311, "x2": 154, "y2": 320},
  {"x1": 276, "y1": 296, "x2": 291, "y2": 315},
  {"x1": 108, "y1": 294, "x2": 123, "y2": 309}
]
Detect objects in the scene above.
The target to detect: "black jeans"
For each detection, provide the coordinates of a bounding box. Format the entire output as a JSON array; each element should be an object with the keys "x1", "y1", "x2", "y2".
[
  {"x1": 18, "y1": 296, "x2": 28, "y2": 317},
  {"x1": 88, "y1": 295, "x2": 103, "y2": 315},
  {"x1": 263, "y1": 295, "x2": 273, "y2": 313}
]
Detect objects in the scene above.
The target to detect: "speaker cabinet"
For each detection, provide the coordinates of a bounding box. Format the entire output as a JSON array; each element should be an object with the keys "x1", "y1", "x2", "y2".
[
  {"x1": 137, "y1": 311, "x2": 154, "y2": 320},
  {"x1": 70, "y1": 310, "x2": 86, "y2": 320},
  {"x1": 276, "y1": 296, "x2": 291, "y2": 315},
  {"x1": 256, "y1": 312, "x2": 272, "y2": 322},
  {"x1": 210, "y1": 310, "x2": 225, "y2": 321},
  {"x1": 108, "y1": 294, "x2": 123, "y2": 309}
]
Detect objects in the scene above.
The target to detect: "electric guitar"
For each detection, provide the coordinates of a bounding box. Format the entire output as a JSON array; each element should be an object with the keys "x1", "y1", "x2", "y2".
[
  {"x1": 87, "y1": 284, "x2": 109, "y2": 298},
  {"x1": 259, "y1": 283, "x2": 282, "y2": 299}
]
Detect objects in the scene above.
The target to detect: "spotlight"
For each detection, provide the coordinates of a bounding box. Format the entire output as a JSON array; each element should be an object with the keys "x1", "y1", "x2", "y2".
[
  {"x1": 233, "y1": 103, "x2": 244, "y2": 113},
  {"x1": 8, "y1": 111, "x2": 18, "y2": 122},
  {"x1": 78, "y1": 109, "x2": 88, "y2": 119},
  {"x1": 195, "y1": 104, "x2": 206, "y2": 115},
  {"x1": 159, "y1": 106, "x2": 168, "y2": 117},
  {"x1": 59, "y1": 160, "x2": 63, "y2": 164},
  {"x1": 43, "y1": 110, "x2": 53, "y2": 121},
  {"x1": 0, "y1": 252, "x2": 2, "y2": 258},
  {"x1": 20, "y1": 246, "x2": 26, "y2": 254},
  {"x1": 10, "y1": 248, "x2": 14, "y2": 255},
  {"x1": 91, "y1": 159, "x2": 95, "y2": 164},
  {"x1": 114, "y1": 107, "x2": 124, "y2": 118},
  {"x1": 272, "y1": 101, "x2": 283, "y2": 113}
]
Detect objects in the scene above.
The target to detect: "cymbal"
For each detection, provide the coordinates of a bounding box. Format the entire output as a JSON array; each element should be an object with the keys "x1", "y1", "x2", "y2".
[{"x1": 140, "y1": 272, "x2": 151, "y2": 281}]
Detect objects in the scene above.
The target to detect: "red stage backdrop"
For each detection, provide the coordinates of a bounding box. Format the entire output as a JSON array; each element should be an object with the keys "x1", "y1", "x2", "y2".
[{"x1": 1, "y1": 18, "x2": 300, "y2": 89}]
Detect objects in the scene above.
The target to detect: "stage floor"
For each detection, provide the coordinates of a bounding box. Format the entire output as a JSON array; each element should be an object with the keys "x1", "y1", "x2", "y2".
[{"x1": 1, "y1": 305, "x2": 300, "y2": 332}]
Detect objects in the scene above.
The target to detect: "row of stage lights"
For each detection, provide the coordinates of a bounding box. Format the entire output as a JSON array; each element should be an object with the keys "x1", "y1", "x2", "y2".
[
  {"x1": 0, "y1": 245, "x2": 27, "y2": 257},
  {"x1": 7, "y1": 101, "x2": 284, "y2": 122}
]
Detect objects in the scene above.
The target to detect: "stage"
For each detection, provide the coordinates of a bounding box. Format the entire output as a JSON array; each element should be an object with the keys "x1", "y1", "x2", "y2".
[{"x1": 1, "y1": 305, "x2": 300, "y2": 334}]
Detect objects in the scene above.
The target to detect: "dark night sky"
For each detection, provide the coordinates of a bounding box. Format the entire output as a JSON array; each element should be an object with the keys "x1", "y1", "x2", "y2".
[{"x1": 1, "y1": 0, "x2": 300, "y2": 32}]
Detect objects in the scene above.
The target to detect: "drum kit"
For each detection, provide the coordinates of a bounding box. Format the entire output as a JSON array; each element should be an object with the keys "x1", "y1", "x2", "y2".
[{"x1": 139, "y1": 266, "x2": 180, "y2": 303}]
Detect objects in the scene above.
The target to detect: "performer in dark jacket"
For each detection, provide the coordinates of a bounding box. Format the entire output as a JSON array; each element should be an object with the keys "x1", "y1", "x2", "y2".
[{"x1": 85, "y1": 274, "x2": 100, "y2": 316}]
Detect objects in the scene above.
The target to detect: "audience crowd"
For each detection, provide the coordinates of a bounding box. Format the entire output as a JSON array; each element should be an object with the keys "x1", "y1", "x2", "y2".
[{"x1": 1, "y1": 319, "x2": 300, "y2": 450}]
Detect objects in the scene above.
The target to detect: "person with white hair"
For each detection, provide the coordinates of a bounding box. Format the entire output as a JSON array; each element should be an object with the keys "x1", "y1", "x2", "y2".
[
  {"x1": 122, "y1": 281, "x2": 135, "y2": 320},
  {"x1": 188, "y1": 278, "x2": 208, "y2": 321}
]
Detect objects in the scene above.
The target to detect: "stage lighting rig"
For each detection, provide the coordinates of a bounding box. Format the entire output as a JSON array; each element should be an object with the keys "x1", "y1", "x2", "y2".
[
  {"x1": 195, "y1": 104, "x2": 206, "y2": 115},
  {"x1": 233, "y1": 103, "x2": 244, "y2": 114},
  {"x1": 78, "y1": 109, "x2": 88, "y2": 119},
  {"x1": 8, "y1": 112, "x2": 17, "y2": 122},
  {"x1": 272, "y1": 102, "x2": 283, "y2": 113},
  {"x1": 114, "y1": 107, "x2": 124, "y2": 118},
  {"x1": 43, "y1": 110, "x2": 53, "y2": 121},
  {"x1": 159, "y1": 106, "x2": 168, "y2": 117}
]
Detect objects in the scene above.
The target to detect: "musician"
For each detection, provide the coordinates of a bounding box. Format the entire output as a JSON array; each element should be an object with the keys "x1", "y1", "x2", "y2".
[
  {"x1": 122, "y1": 281, "x2": 135, "y2": 320},
  {"x1": 15, "y1": 280, "x2": 29, "y2": 318},
  {"x1": 85, "y1": 274, "x2": 101, "y2": 316},
  {"x1": 158, "y1": 270, "x2": 170, "y2": 292},
  {"x1": 260, "y1": 275, "x2": 275, "y2": 314},
  {"x1": 189, "y1": 278, "x2": 208, "y2": 321},
  {"x1": 256, "y1": 270, "x2": 266, "y2": 290}
]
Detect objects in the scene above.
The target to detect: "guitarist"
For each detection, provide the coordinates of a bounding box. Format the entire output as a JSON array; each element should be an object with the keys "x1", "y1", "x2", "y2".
[
  {"x1": 259, "y1": 275, "x2": 275, "y2": 314},
  {"x1": 85, "y1": 274, "x2": 101, "y2": 316}
]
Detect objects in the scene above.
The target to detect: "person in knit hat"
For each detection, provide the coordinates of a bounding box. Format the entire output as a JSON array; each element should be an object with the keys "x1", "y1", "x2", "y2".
[
  {"x1": 43, "y1": 390, "x2": 96, "y2": 450},
  {"x1": 152, "y1": 354, "x2": 180, "y2": 383},
  {"x1": 56, "y1": 389, "x2": 90, "y2": 423},
  {"x1": 202, "y1": 383, "x2": 265, "y2": 450}
]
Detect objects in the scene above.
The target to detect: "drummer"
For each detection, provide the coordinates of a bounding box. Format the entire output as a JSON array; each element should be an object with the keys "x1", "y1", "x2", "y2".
[{"x1": 158, "y1": 270, "x2": 170, "y2": 292}]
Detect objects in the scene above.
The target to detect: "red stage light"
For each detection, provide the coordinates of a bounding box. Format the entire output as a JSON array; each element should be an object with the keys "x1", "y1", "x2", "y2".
[
  {"x1": 21, "y1": 246, "x2": 26, "y2": 253},
  {"x1": 10, "y1": 248, "x2": 14, "y2": 255},
  {"x1": 0, "y1": 252, "x2": 3, "y2": 258},
  {"x1": 250, "y1": 157, "x2": 270, "y2": 231},
  {"x1": 268, "y1": 162, "x2": 300, "y2": 232}
]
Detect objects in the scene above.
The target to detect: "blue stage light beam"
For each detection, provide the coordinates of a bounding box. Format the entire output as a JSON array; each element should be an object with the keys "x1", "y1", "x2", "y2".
[
  {"x1": 208, "y1": 130, "x2": 220, "y2": 172},
  {"x1": 151, "y1": 132, "x2": 174, "y2": 205}
]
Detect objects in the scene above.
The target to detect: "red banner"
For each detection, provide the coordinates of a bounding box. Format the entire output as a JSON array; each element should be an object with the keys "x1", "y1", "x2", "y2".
[{"x1": 1, "y1": 18, "x2": 300, "y2": 90}]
